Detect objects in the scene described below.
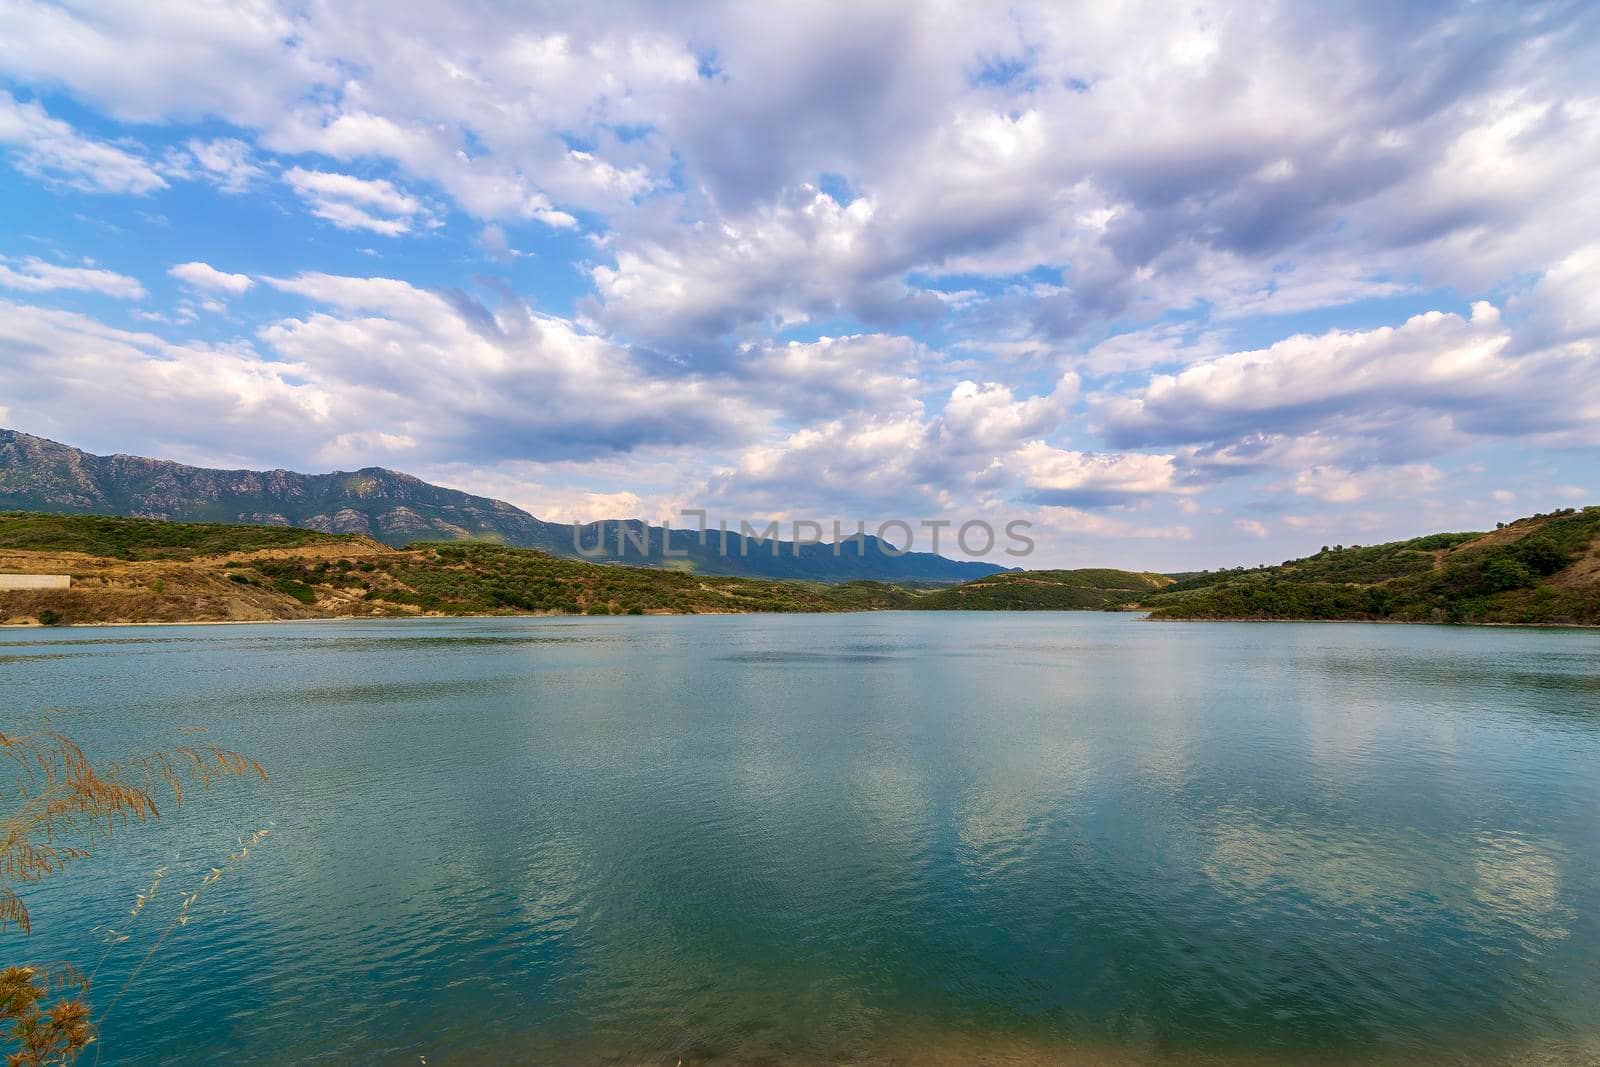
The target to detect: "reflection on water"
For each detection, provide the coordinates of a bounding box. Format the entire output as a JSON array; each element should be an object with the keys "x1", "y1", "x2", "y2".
[
  {"x1": 1472, "y1": 831, "x2": 1572, "y2": 943},
  {"x1": 4, "y1": 613, "x2": 1599, "y2": 1065}
]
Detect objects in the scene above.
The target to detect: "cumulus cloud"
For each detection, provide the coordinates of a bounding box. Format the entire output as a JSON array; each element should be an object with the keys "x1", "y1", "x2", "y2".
[
  {"x1": 0, "y1": 299, "x2": 322, "y2": 460},
  {"x1": 177, "y1": 137, "x2": 263, "y2": 193},
  {"x1": 1290, "y1": 464, "x2": 1444, "y2": 505},
  {"x1": 6, "y1": 4, "x2": 1599, "y2": 352},
  {"x1": 169, "y1": 261, "x2": 253, "y2": 295},
  {"x1": 0, "y1": 91, "x2": 166, "y2": 195},
  {"x1": 590, "y1": 185, "x2": 929, "y2": 351},
  {"x1": 702, "y1": 371, "x2": 1083, "y2": 519},
  {"x1": 938, "y1": 374, "x2": 1079, "y2": 453},
  {"x1": 0, "y1": 257, "x2": 147, "y2": 299},
  {"x1": 1013, "y1": 441, "x2": 1191, "y2": 508},
  {"x1": 705, "y1": 412, "x2": 945, "y2": 519},
  {"x1": 1024, "y1": 505, "x2": 1194, "y2": 544},
  {"x1": 1100, "y1": 303, "x2": 1600, "y2": 452},
  {"x1": 0, "y1": 1, "x2": 328, "y2": 126},
  {"x1": 0, "y1": 276, "x2": 763, "y2": 473},
  {"x1": 283, "y1": 168, "x2": 434, "y2": 235},
  {"x1": 255, "y1": 272, "x2": 746, "y2": 459},
  {"x1": 1, "y1": 3, "x2": 1598, "y2": 566},
  {"x1": 1510, "y1": 244, "x2": 1600, "y2": 350}
]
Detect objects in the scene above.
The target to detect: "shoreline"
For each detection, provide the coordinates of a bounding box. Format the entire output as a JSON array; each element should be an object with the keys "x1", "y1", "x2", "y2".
[
  {"x1": 1146, "y1": 613, "x2": 1600, "y2": 631},
  {"x1": 6, "y1": 608, "x2": 1599, "y2": 632}
]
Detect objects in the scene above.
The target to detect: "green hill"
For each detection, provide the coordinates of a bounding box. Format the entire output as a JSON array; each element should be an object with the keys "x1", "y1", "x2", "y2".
[
  {"x1": 914, "y1": 568, "x2": 1173, "y2": 610},
  {"x1": 0, "y1": 511, "x2": 359, "y2": 560},
  {"x1": 1142, "y1": 507, "x2": 1600, "y2": 625},
  {"x1": 248, "y1": 541, "x2": 858, "y2": 616},
  {"x1": 0, "y1": 513, "x2": 865, "y2": 623},
  {"x1": 11, "y1": 509, "x2": 1595, "y2": 627},
  {"x1": 0, "y1": 514, "x2": 1175, "y2": 624}
]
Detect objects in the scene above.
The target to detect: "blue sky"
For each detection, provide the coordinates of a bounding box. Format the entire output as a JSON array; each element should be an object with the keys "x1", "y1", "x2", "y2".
[{"x1": 1, "y1": 1, "x2": 1597, "y2": 568}]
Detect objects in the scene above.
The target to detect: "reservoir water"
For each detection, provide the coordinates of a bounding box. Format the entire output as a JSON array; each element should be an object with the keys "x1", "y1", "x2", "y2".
[{"x1": 4, "y1": 612, "x2": 1598, "y2": 1064}]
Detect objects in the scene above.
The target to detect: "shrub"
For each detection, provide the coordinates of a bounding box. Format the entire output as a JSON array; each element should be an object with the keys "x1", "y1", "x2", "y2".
[
  {"x1": 1482, "y1": 557, "x2": 1533, "y2": 592},
  {"x1": 271, "y1": 578, "x2": 317, "y2": 604},
  {"x1": 1514, "y1": 535, "x2": 1566, "y2": 576}
]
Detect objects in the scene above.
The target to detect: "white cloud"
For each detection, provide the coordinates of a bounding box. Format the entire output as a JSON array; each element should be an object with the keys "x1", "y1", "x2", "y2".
[
  {"x1": 1024, "y1": 505, "x2": 1194, "y2": 543},
  {"x1": 254, "y1": 272, "x2": 747, "y2": 459},
  {"x1": 0, "y1": 299, "x2": 323, "y2": 459},
  {"x1": 169, "y1": 261, "x2": 253, "y2": 295},
  {"x1": 698, "y1": 369, "x2": 1085, "y2": 521},
  {"x1": 736, "y1": 333, "x2": 927, "y2": 419},
  {"x1": 180, "y1": 137, "x2": 263, "y2": 193},
  {"x1": 1100, "y1": 303, "x2": 1600, "y2": 452},
  {"x1": 0, "y1": 276, "x2": 758, "y2": 474},
  {"x1": 477, "y1": 224, "x2": 517, "y2": 261},
  {"x1": 1012, "y1": 441, "x2": 1190, "y2": 508},
  {"x1": 283, "y1": 168, "x2": 434, "y2": 235},
  {"x1": 0, "y1": 257, "x2": 146, "y2": 299},
  {"x1": 938, "y1": 374, "x2": 1078, "y2": 453},
  {"x1": 0, "y1": 3, "x2": 1597, "y2": 568},
  {"x1": 0, "y1": 2, "x2": 328, "y2": 126},
  {"x1": 0, "y1": 91, "x2": 165, "y2": 195},
  {"x1": 1076, "y1": 324, "x2": 1227, "y2": 376},
  {"x1": 1290, "y1": 464, "x2": 1443, "y2": 505}
]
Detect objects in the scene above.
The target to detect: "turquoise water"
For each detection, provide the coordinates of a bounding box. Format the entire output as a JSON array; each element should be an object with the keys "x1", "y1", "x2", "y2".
[{"x1": 4, "y1": 612, "x2": 1599, "y2": 1064}]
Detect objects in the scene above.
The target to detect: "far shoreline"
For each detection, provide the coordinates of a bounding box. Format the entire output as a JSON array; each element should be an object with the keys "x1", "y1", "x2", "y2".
[
  {"x1": 1145, "y1": 613, "x2": 1600, "y2": 631},
  {"x1": 6, "y1": 608, "x2": 1599, "y2": 633}
]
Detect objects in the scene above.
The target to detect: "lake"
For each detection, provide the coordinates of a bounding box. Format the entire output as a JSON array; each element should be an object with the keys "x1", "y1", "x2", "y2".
[{"x1": 4, "y1": 612, "x2": 1599, "y2": 1064}]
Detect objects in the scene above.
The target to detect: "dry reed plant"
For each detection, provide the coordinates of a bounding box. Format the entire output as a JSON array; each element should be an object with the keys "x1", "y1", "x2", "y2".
[
  {"x1": 0, "y1": 964, "x2": 90, "y2": 1067},
  {"x1": 1, "y1": 714, "x2": 267, "y2": 1064}
]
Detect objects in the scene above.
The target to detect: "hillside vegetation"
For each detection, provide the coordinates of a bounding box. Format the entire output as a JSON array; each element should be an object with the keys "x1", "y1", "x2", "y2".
[
  {"x1": 915, "y1": 568, "x2": 1173, "y2": 610},
  {"x1": 7, "y1": 509, "x2": 1597, "y2": 627},
  {"x1": 0, "y1": 513, "x2": 1176, "y2": 625},
  {"x1": 0, "y1": 514, "x2": 865, "y2": 624},
  {"x1": 0, "y1": 511, "x2": 358, "y2": 560},
  {"x1": 1144, "y1": 507, "x2": 1600, "y2": 625},
  {"x1": 246, "y1": 541, "x2": 856, "y2": 616}
]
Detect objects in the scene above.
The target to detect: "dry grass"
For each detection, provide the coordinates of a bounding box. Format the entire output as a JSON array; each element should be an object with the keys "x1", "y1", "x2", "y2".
[
  {"x1": 0, "y1": 719, "x2": 265, "y2": 935},
  {"x1": 1, "y1": 963, "x2": 92, "y2": 1066},
  {"x1": 0, "y1": 717, "x2": 268, "y2": 1063}
]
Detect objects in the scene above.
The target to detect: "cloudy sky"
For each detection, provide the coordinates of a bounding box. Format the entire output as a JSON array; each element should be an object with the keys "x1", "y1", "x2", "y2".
[{"x1": 2, "y1": 1, "x2": 1597, "y2": 568}]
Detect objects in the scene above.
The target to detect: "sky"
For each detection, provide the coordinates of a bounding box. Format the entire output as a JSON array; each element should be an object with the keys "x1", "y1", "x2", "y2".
[{"x1": 1, "y1": 1, "x2": 1597, "y2": 570}]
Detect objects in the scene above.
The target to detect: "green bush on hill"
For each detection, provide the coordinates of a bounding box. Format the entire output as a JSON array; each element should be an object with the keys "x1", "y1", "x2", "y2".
[
  {"x1": 914, "y1": 569, "x2": 1171, "y2": 611},
  {"x1": 240, "y1": 541, "x2": 865, "y2": 616},
  {"x1": 0, "y1": 511, "x2": 352, "y2": 560},
  {"x1": 1145, "y1": 507, "x2": 1600, "y2": 625}
]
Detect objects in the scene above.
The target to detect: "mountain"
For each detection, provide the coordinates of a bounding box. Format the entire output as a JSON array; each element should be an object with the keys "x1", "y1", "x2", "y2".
[
  {"x1": 10, "y1": 507, "x2": 1594, "y2": 629},
  {"x1": 0, "y1": 429, "x2": 1004, "y2": 584},
  {"x1": 0, "y1": 512, "x2": 1182, "y2": 625},
  {"x1": 1140, "y1": 507, "x2": 1600, "y2": 625},
  {"x1": 0, "y1": 513, "x2": 860, "y2": 624}
]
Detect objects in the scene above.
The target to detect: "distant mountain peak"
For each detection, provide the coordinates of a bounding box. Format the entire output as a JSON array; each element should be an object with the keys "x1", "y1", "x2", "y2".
[{"x1": 0, "y1": 429, "x2": 1004, "y2": 584}]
